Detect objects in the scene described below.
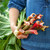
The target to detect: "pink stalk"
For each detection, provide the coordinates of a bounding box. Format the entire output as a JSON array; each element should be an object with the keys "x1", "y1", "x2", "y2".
[{"x1": 25, "y1": 30, "x2": 38, "y2": 35}]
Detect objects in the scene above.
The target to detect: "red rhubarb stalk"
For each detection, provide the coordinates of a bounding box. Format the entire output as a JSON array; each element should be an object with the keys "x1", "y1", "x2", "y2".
[
  {"x1": 29, "y1": 21, "x2": 40, "y2": 29},
  {"x1": 25, "y1": 30, "x2": 38, "y2": 35}
]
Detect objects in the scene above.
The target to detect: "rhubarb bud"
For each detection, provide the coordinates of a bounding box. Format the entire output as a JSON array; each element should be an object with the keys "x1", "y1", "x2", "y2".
[
  {"x1": 27, "y1": 16, "x2": 33, "y2": 21},
  {"x1": 27, "y1": 13, "x2": 35, "y2": 21},
  {"x1": 39, "y1": 22, "x2": 44, "y2": 27},
  {"x1": 30, "y1": 18, "x2": 36, "y2": 24},
  {"x1": 40, "y1": 26, "x2": 49, "y2": 31},
  {"x1": 36, "y1": 14, "x2": 43, "y2": 19},
  {"x1": 30, "y1": 13, "x2": 36, "y2": 16},
  {"x1": 24, "y1": 20, "x2": 30, "y2": 25}
]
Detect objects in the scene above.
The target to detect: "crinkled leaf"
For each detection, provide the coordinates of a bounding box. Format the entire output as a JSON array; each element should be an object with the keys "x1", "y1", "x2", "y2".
[
  {"x1": 0, "y1": 14, "x2": 12, "y2": 39},
  {"x1": 0, "y1": 34, "x2": 12, "y2": 50}
]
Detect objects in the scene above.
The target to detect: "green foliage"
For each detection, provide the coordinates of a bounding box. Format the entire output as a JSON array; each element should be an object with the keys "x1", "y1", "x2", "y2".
[
  {"x1": 0, "y1": 34, "x2": 21, "y2": 50},
  {"x1": 0, "y1": 14, "x2": 12, "y2": 39},
  {"x1": 0, "y1": 0, "x2": 9, "y2": 14}
]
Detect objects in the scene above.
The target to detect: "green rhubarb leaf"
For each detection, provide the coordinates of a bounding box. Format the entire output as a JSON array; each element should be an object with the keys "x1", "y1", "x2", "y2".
[
  {"x1": 16, "y1": 39, "x2": 21, "y2": 48},
  {"x1": 5, "y1": 34, "x2": 16, "y2": 50},
  {"x1": 0, "y1": 14, "x2": 12, "y2": 39},
  {"x1": 0, "y1": 34, "x2": 12, "y2": 50},
  {"x1": 15, "y1": 43, "x2": 21, "y2": 50},
  {"x1": 5, "y1": 34, "x2": 21, "y2": 50}
]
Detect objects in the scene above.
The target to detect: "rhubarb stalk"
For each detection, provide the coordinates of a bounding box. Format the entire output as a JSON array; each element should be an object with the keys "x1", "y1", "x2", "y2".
[{"x1": 24, "y1": 30, "x2": 38, "y2": 35}]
